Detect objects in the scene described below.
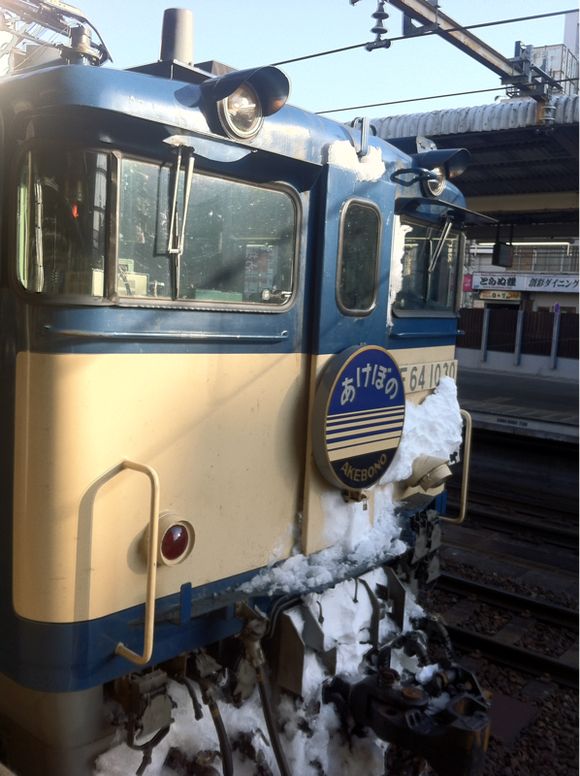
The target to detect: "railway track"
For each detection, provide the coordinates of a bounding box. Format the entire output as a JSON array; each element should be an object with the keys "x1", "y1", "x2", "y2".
[
  {"x1": 434, "y1": 573, "x2": 579, "y2": 689},
  {"x1": 429, "y1": 429, "x2": 579, "y2": 772},
  {"x1": 429, "y1": 426, "x2": 578, "y2": 688},
  {"x1": 447, "y1": 490, "x2": 578, "y2": 549}
]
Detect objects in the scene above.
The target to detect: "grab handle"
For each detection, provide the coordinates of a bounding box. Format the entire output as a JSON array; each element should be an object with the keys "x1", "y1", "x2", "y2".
[
  {"x1": 441, "y1": 409, "x2": 472, "y2": 525},
  {"x1": 115, "y1": 460, "x2": 160, "y2": 666}
]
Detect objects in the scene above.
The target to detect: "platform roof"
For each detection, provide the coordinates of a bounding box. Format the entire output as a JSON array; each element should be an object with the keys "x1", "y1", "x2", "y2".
[{"x1": 372, "y1": 94, "x2": 579, "y2": 240}]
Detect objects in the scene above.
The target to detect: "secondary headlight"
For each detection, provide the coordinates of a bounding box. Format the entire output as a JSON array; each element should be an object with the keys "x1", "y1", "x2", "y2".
[
  {"x1": 425, "y1": 166, "x2": 446, "y2": 196},
  {"x1": 217, "y1": 83, "x2": 263, "y2": 139}
]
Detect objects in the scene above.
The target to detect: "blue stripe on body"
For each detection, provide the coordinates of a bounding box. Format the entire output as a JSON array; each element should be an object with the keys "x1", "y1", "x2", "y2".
[{"x1": 0, "y1": 568, "x2": 263, "y2": 693}]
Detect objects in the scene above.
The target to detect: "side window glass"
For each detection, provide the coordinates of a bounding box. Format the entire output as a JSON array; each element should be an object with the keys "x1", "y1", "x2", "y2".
[
  {"x1": 16, "y1": 150, "x2": 297, "y2": 308},
  {"x1": 117, "y1": 160, "x2": 296, "y2": 306},
  {"x1": 17, "y1": 149, "x2": 108, "y2": 295},
  {"x1": 338, "y1": 201, "x2": 380, "y2": 314},
  {"x1": 393, "y1": 220, "x2": 460, "y2": 313}
]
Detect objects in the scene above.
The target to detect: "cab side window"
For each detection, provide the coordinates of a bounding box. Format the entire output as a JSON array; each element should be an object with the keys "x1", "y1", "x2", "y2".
[
  {"x1": 337, "y1": 201, "x2": 380, "y2": 314},
  {"x1": 393, "y1": 219, "x2": 460, "y2": 314},
  {"x1": 17, "y1": 149, "x2": 108, "y2": 296}
]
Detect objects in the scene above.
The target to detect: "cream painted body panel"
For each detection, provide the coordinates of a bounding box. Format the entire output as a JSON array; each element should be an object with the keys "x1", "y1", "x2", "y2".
[
  {"x1": 13, "y1": 344, "x2": 456, "y2": 621},
  {"x1": 13, "y1": 351, "x2": 308, "y2": 622},
  {"x1": 302, "y1": 345, "x2": 456, "y2": 555},
  {"x1": 388, "y1": 345, "x2": 457, "y2": 404}
]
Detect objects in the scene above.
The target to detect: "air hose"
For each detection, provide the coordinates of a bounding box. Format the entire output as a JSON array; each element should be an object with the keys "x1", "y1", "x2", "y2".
[
  {"x1": 200, "y1": 679, "x2": 234, "y2": 776},
  {"x1": 256, "y1": 664, "x2": 292, "y2": 776}
]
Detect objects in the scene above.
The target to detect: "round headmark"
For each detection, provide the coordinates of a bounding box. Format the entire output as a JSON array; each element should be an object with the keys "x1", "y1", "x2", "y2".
[{"x1": 312, "y1": 346, "x2": 405, "y2": 490}]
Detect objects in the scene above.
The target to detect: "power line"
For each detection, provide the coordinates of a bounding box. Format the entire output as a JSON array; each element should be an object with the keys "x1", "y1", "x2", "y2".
[
  {"x1": 270, "y1": 8, "x2": 577, "y2": 67},
  {"x1": 316, "y1": 77, "x2": 579, "y2": 115},
  {"x1": 318, "y1": 86, "x2": 507, "y2": 114}
]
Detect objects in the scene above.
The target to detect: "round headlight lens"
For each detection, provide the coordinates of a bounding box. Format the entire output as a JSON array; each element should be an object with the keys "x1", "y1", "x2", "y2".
[
  {"x1": 218, "y1": 83, "x2": 263, "y2": 139},
  {"x1": 425, "y1": 166, "x2": 446, "y2": 196}
]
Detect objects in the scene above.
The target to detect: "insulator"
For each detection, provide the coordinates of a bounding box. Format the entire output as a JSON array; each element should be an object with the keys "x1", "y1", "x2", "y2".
[{"x1": 364, "y1": 0, "x2": 390, "y2": 52}]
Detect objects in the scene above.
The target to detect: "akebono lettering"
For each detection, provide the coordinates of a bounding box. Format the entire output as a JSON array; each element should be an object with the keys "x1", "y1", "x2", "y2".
[{"x1": 339, "y1": 453, "x2": 388, "y2": 483}]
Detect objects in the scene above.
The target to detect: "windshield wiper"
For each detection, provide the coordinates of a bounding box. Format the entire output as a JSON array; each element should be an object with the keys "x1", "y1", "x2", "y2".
[
  {"x1": 167, "y1": 145, "x2": 194, "y2": 298},
  {"x1": 428, "y1": 214, "x2": 453, "y2": 273}
]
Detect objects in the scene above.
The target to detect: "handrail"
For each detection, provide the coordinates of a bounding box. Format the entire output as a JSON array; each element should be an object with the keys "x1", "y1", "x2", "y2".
[
  {"x1": 390, "y1": 330, "x2": 462, "y2": 339},
  {"x1": 440, "y1": 409, "x2": 472, "y2": 525},
  {"x1": 115, "y1": 460, "x2": 161, "y2": 666},
  {"x1": 43, "y1": 325, "x2": 289, "y2": 343}
]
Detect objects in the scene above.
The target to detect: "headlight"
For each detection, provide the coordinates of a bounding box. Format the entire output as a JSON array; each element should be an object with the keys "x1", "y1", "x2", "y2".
[
  {"x1": 424, "y1": 166, "x2": 446, "y2": 196},
  {"x1": 217, "y1": 83, "x2": 263, "y2": 139}
]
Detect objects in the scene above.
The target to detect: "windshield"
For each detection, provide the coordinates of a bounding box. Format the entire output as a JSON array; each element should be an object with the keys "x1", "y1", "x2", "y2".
[
  {"x1": 392, "y1": 219, "x2": 461, "y2": 314},
  {"x1": 118, "y1": 158, "x2": 296, "y2": 304},
  {"x1": 17, "y1": 148, "x2": 297, "y2": 306}
]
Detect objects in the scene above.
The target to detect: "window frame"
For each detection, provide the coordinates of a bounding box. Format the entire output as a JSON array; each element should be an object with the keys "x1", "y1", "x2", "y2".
[
  {"x1": 336, "y1": 198, "x2": 382, "y2": 317},
  {"x1": 112, "y1": 152, "x2": 301, "y2": 313},
  {"x1": 13, "y1": 141, "x2": 302, "y2": 314},
  {"x1": 391, "y1": 216, "x2": 465, "y2": 319},
  {"x1": 14, "y1": 141, "x2": 113, "y2": 305}
]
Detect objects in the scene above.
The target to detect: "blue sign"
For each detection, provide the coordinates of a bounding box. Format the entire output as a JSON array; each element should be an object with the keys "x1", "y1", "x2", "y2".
[{"x1": 312, "y1": 346, "x2": 405, "y2": 490}]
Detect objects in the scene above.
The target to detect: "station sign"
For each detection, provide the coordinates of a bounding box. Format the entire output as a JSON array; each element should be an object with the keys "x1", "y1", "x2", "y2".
[
  {"x1": 479, "y1": 290, "x2": 521, "y2": 301},
  {"x1": 312, "y1": 346, "x2": 405, "y2": 490},
  {"x1": 473, "y1": 273, "x2": 579, "y2": 294}
]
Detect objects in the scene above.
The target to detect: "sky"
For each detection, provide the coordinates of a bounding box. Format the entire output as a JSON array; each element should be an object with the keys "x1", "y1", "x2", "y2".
[{"x1": 75, "y1": 0, "x2": 577, "y2": 122}]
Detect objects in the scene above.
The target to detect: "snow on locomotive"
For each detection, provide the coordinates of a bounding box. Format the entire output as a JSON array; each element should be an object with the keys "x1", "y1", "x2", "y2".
[{"x1": 0, "y1": 4, "x2": 491, "y2": 774}]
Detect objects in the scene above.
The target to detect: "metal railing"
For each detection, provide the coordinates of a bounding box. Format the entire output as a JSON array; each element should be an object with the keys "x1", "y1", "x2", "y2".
[
  {"x1": 469, "y1": 244, "x2": 579, "y2": 274},
  {"x1": 459, "y1": 308, "x2": 579, "y2": 363}
]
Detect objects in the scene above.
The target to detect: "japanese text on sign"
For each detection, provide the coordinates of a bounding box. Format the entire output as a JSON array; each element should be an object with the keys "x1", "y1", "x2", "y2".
[
  {"x1": 340, "y1": 363, "x2": 399, "y2": 405},
  {"x1": 473, "y1": 273, "x2": 579, "y2": 293}
]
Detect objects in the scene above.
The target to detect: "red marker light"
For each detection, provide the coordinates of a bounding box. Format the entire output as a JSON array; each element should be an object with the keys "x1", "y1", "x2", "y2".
[
  {"x1": 71, "y1": 202, "x2": 79, "y2": 219},
  {"x1": 160, "y1": 522, "x2": 190, "y2": 563}
]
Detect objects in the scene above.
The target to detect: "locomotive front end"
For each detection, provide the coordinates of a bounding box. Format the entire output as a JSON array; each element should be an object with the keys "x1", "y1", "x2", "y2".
[{"x1": 0, "y1": 6, "x2": 492, "y2": 775}]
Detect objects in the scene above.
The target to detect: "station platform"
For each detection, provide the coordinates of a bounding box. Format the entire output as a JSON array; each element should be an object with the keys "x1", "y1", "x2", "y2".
[{"x1": 456, "y1": 368, "x2": 579, "y2": 443}]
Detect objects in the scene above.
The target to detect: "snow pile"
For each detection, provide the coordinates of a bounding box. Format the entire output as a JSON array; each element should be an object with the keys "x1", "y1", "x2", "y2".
[
  {"x1": 384, "y1": 376, "x2": 463, "y2": 484},
  {"x1": 95, "y1": 568, "x2": 421, "y2": 776},
  {"x1": 278, "y1": 695, "x2": 387, "y2": 776},
  {"x1": 327, "y1": 140, "x2": 386, "y2": 181},
  {"x1": 241, "y1": 486, "x2": 405, "y2": 596}
]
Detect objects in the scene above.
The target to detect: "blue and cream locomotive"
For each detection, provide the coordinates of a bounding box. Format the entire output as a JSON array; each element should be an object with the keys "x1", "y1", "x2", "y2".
[{"x1": 0, "y1": 4, "x2": 491, "y2": 774}]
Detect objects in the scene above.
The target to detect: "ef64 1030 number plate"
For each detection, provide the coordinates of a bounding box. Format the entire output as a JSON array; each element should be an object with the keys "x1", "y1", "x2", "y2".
[{"x1": 399, "y1": 360, "x2": 457, "y2": 394}]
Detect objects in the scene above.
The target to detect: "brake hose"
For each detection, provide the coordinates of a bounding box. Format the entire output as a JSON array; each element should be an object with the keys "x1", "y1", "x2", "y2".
[{"x1": 256, "y1": 665, "x2": 292, "y2": 776}]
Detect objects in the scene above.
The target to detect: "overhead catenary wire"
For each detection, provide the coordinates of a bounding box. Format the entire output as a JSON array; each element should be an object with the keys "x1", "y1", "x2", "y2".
[
  {"x1": 316, "y1": 77, "x2": 580, "y2": 115},
  {"x1": 270, "y1": 8, "x2": 577, "y2": 67}
]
